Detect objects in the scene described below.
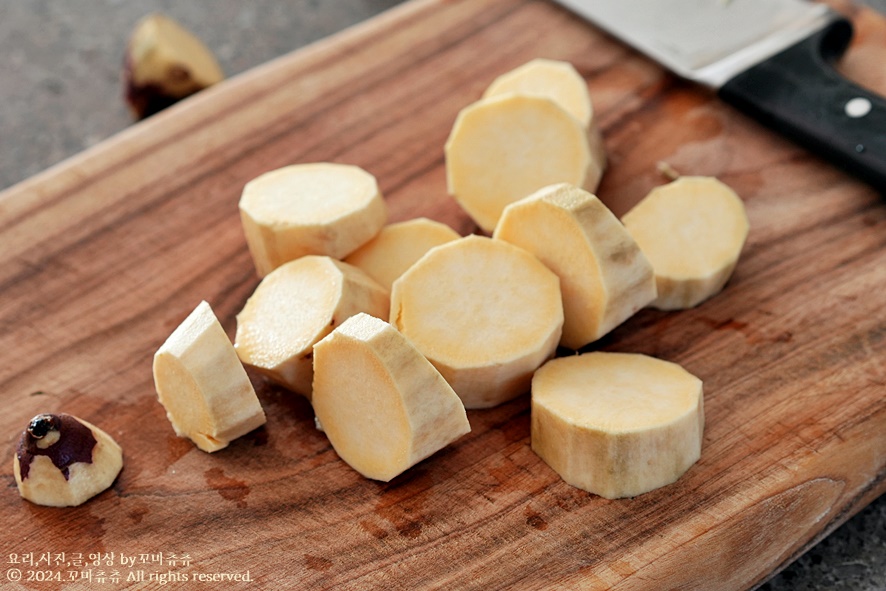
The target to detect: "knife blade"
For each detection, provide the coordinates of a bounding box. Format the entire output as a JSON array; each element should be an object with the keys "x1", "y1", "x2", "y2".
[{"x1": 553, "y1": 0, "x2": 886, "y2": 193}]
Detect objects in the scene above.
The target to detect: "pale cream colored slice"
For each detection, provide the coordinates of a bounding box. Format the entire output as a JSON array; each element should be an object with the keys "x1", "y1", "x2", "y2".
[
  {"x1": 484, "y1": 58, "x2": 593, "y2": 128},
  {"x1": 622, "y1": 176, "x2": 749, "y2": 310},
  {"x1": 312, "y1": 313, "x2": 471, "y2": 481},
  {"x1": 124, "y1": 13, "x2": 224, "y2": 118},
  {"x1": 494, "y1": 183, "x2": 656, "y2": 349},
  {"x1": 344, "y1": 217, "x2": 460, "y2": 292},
  {"x1": 235, "y1": 255, "x2": 389, "y2": 399},
  {"x1": 14, "y1": 414, "x2": 123, "y2": 507},
  {"x1": 391, "y1": 235, "x2": 563, "y2": 409},
  {"x1": 531, "y1": 352, "x2": 704, "y2": 499},
  {"x1": 445, "y1": 94, "x2": 601, "y2": 233},
  {"x1": 239, "y1": 163, "x2": 387, "y2": 277},
  {"x1": 153, "y1": 301, "x2": 266, "y2": 452},
  {"x1": 483, "y1": 59, "x2": 607, "y2": 181}
]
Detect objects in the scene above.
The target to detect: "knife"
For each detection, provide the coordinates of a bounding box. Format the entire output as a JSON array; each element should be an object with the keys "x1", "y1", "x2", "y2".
[{"x1": 552, "y1": 0, "x2": 886, "y2": 193}]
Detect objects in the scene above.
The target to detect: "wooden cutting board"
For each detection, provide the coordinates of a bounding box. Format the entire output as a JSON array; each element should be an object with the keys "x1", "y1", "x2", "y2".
[{"x1": 1, "y1": 0, "x2": 884, "y2": 589}]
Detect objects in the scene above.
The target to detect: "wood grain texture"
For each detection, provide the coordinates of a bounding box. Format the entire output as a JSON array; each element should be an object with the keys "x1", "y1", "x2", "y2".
[{"x1": 1, "y1": 1, "x2": 884, "y2": 589}]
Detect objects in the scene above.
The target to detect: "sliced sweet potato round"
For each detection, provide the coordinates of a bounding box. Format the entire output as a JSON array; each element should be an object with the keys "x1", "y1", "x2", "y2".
[
  {"x1": 531, "y1": 352, "x2": 704, "y2": 499},
  {"x1": 344, "y1": 217, "x2": 460, "y2": 292},
  {"x1": 390, "y1": 235, "x2": 563, "y2": 409},
  {"x1": 312, "y1": 313, "x2": 470, "y2": 482},
  {"x1": 445, "y1": 94, "x2": 600, "y2": 233},
  {"x1": 154, "y1": 300, "x2": 266, "y2": 452},
  {"x1": 494, "y1": 183, "x2": 656, "y2": 349},
  {"x1": 621, "y1": 176, "x2": 749, "y2": 310},
  {"x1": 239, "y1": 163, "x2": 387, "y2": 277},
  {"x1": 483, "y1": 58, "x2": 593, "y2": 128},
  {"x1": 234, "y1": 255, "x2": 388, "y2": 399}
]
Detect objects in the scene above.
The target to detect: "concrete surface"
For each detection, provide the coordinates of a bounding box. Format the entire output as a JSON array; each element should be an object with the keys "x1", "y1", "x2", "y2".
[
  {"x1": 0, "y1": 1, "x2": 883, "y2": 589},
  {"x1": 0, "y1": 0, "x2": 406, "y2": 188}
]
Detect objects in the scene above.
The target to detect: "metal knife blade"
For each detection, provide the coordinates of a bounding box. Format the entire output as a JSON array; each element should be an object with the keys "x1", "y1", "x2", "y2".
[
  {"x1": 553, "y1": 0, "x2": 886, "y2": 193},
  {"x1": 554, "y1": 0, "x2": 835, "y2": 87}
]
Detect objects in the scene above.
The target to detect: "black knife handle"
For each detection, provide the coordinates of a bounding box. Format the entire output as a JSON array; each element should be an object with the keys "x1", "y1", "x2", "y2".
[{"x1": 719, "y1": 18, "x2": 886, "y2": 194}]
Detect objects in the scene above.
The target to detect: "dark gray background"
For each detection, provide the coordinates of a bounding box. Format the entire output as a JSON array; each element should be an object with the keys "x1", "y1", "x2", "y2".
[{"x1": 1, "y1": 1, "x2": 883, "y2": 589}]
